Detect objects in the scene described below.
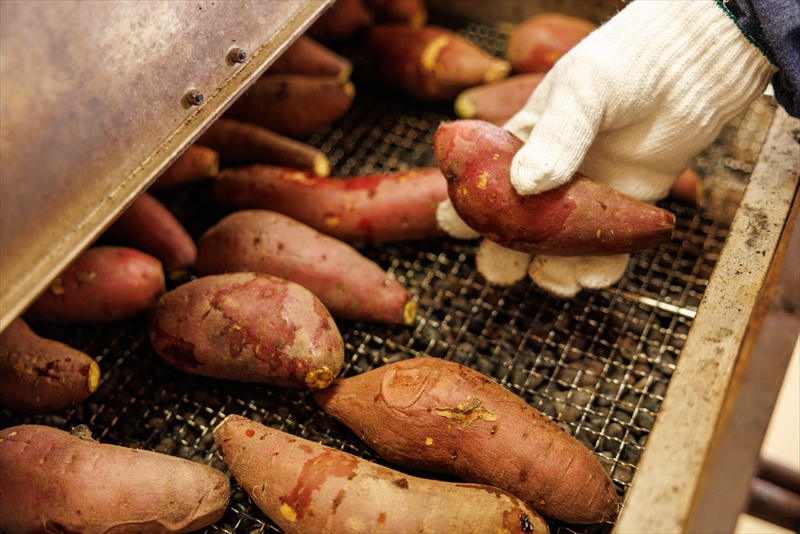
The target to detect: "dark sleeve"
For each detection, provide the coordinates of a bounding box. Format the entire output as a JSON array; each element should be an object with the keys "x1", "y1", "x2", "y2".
[{"x1": 722, "y1": 0, "x2": 800, "y2": 118}]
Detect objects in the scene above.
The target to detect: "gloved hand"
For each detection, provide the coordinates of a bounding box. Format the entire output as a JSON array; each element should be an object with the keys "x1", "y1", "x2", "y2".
[{"x1": 438, "y1": 0, "x2": 777, "y2": 297}]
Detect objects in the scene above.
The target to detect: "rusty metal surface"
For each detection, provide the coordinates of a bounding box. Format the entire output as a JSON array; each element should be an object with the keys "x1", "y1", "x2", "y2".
[{"x1": 0, "y1": 0, "x2": 330, "y2": 332}]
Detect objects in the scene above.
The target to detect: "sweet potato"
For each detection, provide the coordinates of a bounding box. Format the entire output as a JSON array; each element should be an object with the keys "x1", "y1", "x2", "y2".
[
  {"x1": 213, "y1": 166, "x2": 449, "y2": 243},
  {"x1": 668, "y1": 167, "x2": 703, "y2": 207},
  {"x1": 197, "y1": 118, "x2": 330, "y2": 177},
  {"x1": 214, "y1": 414, "x2": 549, "y2": 534},
  {"x1": 365, "y1": 25, "x2": 511, "y2": 102},
  {"x1": 307, "y1": 0, "x2": 374, "y2": 44},
  {"x1": 505, "y1": 13, "x2": 597, "y2": 74},
  {"x1": 25, "y1": 246, "x2": 166, "y2": 324},
  {"x1": 0, "y1": 424, "x2": 230, "y2": 533},
  {"x1": 268, "y1": 35, "x2": 353, "y2": 83},
  {"x1": 315, "y1": 357, "x2": 619, "y2": 524},
  {"x1": 364, "y1": 0, "x2": 428, "y2": 26},
  {"x1": 149, "y1": 144, "x2": 219, "y2": 191},
  {"x1": 197, "y1": 210, "x2": 416, "y2": 325},
  {"x1": 454, "y1": 73, "x2": 545, "y2": 125},
  {"x1": 105, "y1": 192, "x2": 197, "y2": 282},
  {"x1": 434, "y1": 120, "x2": 675, "y2": 256},
  {"x1": 0, "y1": 318, "x2": 99, "y2": 413},
  {"x1": 225, "y1": 74, "x2": 355, "y2": 139},
  {"x1": 147, "y1": 272, "x2": 344, "y2": 389}
]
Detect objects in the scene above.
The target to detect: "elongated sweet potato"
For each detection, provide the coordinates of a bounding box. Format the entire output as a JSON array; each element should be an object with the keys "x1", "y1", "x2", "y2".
[
  {"x1": 105, "y1": 192, "x2": 197, "y2": 282},
  {"x1": 25, "y1": 246, "x2": 166, "y2": 324},
  {"x1": 214, "y1": 414, "x2": 549, "y2": 534},
  {"x1": 307, "y1": 0, "x2": 374, "y2": 44},
  {"x1": 225, "y1": 74, "x2": 355, "y2": 139},
  {"x1": 268, "y1": 35, "x2": 352, "y2": 82},
  {"x1": 366, "y1": 25, "x2": 511, "y2": 102},
  {"x1": 505, "y1": 13, "x2": 597, "y2": 74},
  {"x1": 434, "y1": 120, "x2": 675, "y2": 256},
  {"x1": 213, "y1": 166, "x2": 449, "y2": 243},
  {"x1": 0, "y1": 318, "x2": 99, "y2": 413},
  {"x1": 454, "y1": 73, "x2": 545, "y2": 124},
  {"x1": 149, "y1": 144, "x2": 219, "y2": 191},
  {"x1": 364, "y1": 0, "x2": 428, "y2": 26},
  {"x1": 0, "y1": 424, "x2": 229, "y2": 533},
  {"x1": 197, "y1": 210, "x2": 416, "y2": 325},
  {"x1": 668, "y1": 168, "x2": 703, "y2": 207},
  {"x1": 315, "y1": 357, "x2": 619, "y2": 524},
  {"x1": 197, "y1": 118, "x2": 330, "y2": 177},
  {"x1": 147, "y1": 272, "x2": 344, "y2": 389}
]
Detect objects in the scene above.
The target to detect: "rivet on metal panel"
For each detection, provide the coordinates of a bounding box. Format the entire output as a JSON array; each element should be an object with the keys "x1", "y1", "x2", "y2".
[
  {"x1": 229, "y1": 47, "x2": 247, "y2": 63},
  {"x1": 185, "y1": 90, "x2": 204, "y2": 106}
]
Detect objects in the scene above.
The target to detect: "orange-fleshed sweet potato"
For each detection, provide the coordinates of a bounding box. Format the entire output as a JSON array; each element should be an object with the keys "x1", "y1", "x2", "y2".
[
  {"x1": 268, "y1": 35, "x2": 353, "y2": 83},
  {"x1": 307, "y1": 0, "x2": 374, "y2": 44},
  {"x1": 0, "y1": 424, "x2": 230, "y2": 533},
  {"x1": 149, "y1": 144, "x2": 220, "y2": 191},
  {"x1": 213, "y1": 166, "x2": 449, "y2": 243},
  {"x1": 505, "y1": 13, "x2": 597, "y2": 74},
  {"x1": 315, "y1": 357, "x2": 619, "y2": 524},
  {"x1": 147, "y1": 272, "x2": 344, "y2": 389},
  {"x1": 25, "y1": 246, "x2": 166, "y2": 324},
  {"x1": 366, "y1": 25, "x2": 511, "y2": 102},
  {"x1": 105, "y1": 192, "x2": 197, "y2": 283},
  {"x1": 225, "y1": 74, "x2": 356, "y2": 139},
  {"x1": 197, "y1": 118, "x2": 330, "y2": 177},
  {"x1": 434, "y1": 120, "x2": 675, "y2": 256},
  {"x1": 364, "y1": 0, "x2": 428, "y2": 26},
  {"x1": 197, "y1": 210, "x2": 416, "y2": 326},
  {"x1": 0, "y1": 318, "x2": 99, "y2": 413},
  {"x1": 214, "y1": 414, "x2": 550, "y2": 534},
  {"x1": 454, "y1": 73, "x2": 545, "y2": 125}
]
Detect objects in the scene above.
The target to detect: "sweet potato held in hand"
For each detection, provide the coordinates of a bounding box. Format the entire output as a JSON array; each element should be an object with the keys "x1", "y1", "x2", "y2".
[
  {"x1": 197, "y1": 210, "x2": 416, "y2": 325},
  {"x1": 315, "y1": 357, "x2": 619, "y2": 524},
  {"x1": 434, "y1": 120, "x2": 675, "y2": 256},
  {"x1": 0, "y1": 424, "x2": 230, "y2": 533},
  {"x1": 148, "y1": 272, "x2": 344, "y2": 389},
  {"x1": 214, "y1": 414, "x2": 550, "y2": 534},
  {"x1": 213, "y1": 165, "x2": 449, "y2": 243}
]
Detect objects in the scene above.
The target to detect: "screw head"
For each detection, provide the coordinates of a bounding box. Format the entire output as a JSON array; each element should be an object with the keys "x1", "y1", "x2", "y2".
[
  {"x1": 229, "y1": 47, "x2": 247, "y2": 63},
  {"x1": 185, "y1": 90, "x2": 204, "y2": 106}
]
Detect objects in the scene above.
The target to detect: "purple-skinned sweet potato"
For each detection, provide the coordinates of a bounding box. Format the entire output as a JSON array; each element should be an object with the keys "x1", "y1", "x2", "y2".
[
  {"x1": 268, "y1": 35, "x2": 353, "y2": 82},
  {"x1": 197, "y1": 210, "x2": 416, "y2": 325},
  {"x1": 315, "y1": 357, "x2": 619, "y2": 524},
  {"x1": 147, "y1": 272, "x2": 344, "y2": 389},
  {"x1": 212, "y1": 166, "x2": 449, "y2": 243},
  {"x1": 0, "y1": 318, "x2": 100, "y2": 413},
  {"x1": 454, "y1": 73, "x2": 545, "y2": 125},
  {"x1": 0, "y1": 424, "x2": 230, "y2": 533},
  {"x1": 434, "y1": 120, "x2": 676, "y2": 256},
  {"x1": 214, "y1": 414, "x2": 549, "y2": 534}
]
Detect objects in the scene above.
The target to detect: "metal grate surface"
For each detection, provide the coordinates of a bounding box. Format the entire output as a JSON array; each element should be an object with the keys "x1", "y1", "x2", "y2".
[{"x1": 0, "y1": 19, "x2": 778, "y2": 534}]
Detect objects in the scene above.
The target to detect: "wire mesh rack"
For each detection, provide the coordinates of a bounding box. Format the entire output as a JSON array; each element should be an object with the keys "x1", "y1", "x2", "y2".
[{"x1": 0, "y1": 18, "x2": 778, "y2": 534}]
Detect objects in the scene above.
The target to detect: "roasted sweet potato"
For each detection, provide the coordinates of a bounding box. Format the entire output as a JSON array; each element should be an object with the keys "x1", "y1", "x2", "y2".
[
  {"x1": 25, "y1": 246, "x2": 166, "y2": 324},
  {"x1": 213, "y1": 166, "x2": 449, "y2": 243},
  {"x1": 105, "y1": 192, "x2": 197, "y2": 283},
  {"x1": 365, "y1": 25, "x2": 511, "y2": 102},
  {"x1": 364, "y1": 0, "x2": 428, "y2": 26},
  {"x1": 214, "y1": 414, "x2": 549, "y2": 534},
  {"x1": 434, "y1": 120, "x2": 675, "y2": 256},
  {"x1": 0, "y1": 318, "x2": 99, "y2": 413},
  {"x1": 149, "y1": 144, "x2": 219, "y2": 191},
  {"x1": 307, "y1": 0, "x2": 374, "y2": 44},
  {"x1": 225, "y1": 74, "x2": 355, "y2": 139},
  {"x1": 505, "y1": 13, "x2": 597, "y2": 74},
  {"x1": 147, "y1": 272, "x2": 344, "y2": 389},
  {"x1": 0, "y1": 424, "x2": 230, "y2": 533},
  {"x1": 668, "y1": 168, "x2": 703, "y2": 207},
  {"x1": 315, "y1": 357, "x2": 619, "y2": 524},
  {"x1": 454, "y1": 73, "x2": 545, "y2": 124},
  {"x1": 197, "y1": 210, "x2": 416, "y2": 325},
  {"x1": 268, "y1": 35, "x2": 353, "y2": 82},
  {"x1": 197, "y1": 118, "x2": 330, "y2": 177}
]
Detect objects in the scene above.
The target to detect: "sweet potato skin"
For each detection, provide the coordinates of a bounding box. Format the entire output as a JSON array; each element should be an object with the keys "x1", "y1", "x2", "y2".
[
  {"x1": 454, "y1": 73, "x2": 545, "y2": 124},
  {"x1": 364, "y1": 0, "x2": 428, "y2": 26},
  {"x1": 315, "y1": 357, "x2": 619, "y2": 524},
  {"x1": 0, "y1": 318, "x2": 99, "y2": 413},
  {"x1": 147, "y1": 272, "x2": 344, "y2": 389},
  {"x1": 25, "y1": 246, "x2": 166, "y2": 324},
  {"x1": 149, "y1": 144, "x2": 219, "y2": 191},
  {"x1": 197, "y1": 210, "x2": 415, "y2": 325},
  {"x1": 506, "y1": 13, "x2": 597, "y2": 74},
  {"x1": 214, "y1": 414, "x2": 549, "y2": 534},
  {"x1": 268, "y1": 35, "x2": 352, "y2": 82},
  {"x1": 213, "y1": 166, "x2": 449, "y2": 243},
  {"x1": 434, "y1": 120, "x2": 675, "y2": 256},
  {"x1": 0, "y1": 424, "x2": 230, "y2": 534},
  {"x1": 366, "y1": 25, "x2": 511, "y2": 102},
  {"x1": 307, "y1": 0, "x2": 374, "y2": 44}
]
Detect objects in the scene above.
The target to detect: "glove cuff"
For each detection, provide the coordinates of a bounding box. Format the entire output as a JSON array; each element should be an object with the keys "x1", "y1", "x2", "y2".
[{"x1": 713, "y1": 0, "x2": 778, "y2": 68}]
